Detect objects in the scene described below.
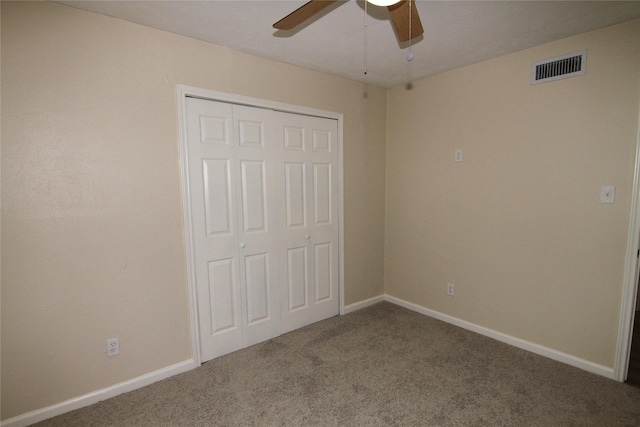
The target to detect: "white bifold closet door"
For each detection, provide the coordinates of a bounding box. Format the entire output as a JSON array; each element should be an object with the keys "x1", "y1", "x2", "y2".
[
  {"x1": 185, "y1": 97, "x2": 339, "y2": 363},
  {"x1": 276, "y1": 111, "x2": 339, "y2": 334}
]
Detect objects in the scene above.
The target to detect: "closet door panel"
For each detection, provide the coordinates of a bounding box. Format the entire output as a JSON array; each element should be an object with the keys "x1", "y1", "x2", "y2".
[
  {"x1": 313, "y1": 163, "x2": 332, "y2": 226},
  {"x1": 233, "y1": 105, "x2": 280, "y2": 347},
  {"x1": 202, "y1": 159, "x2": 234, "y2": 236},
  {"x1": 208, "y1": 258, "x2": 239, "y2": 332},
  {"x1": 308, "y1": 121, "x2": 339, "y2": 322},
  {"x1": 277, "y1": 112, "x2": 339, "y2": 333},
  {"x1": 284, "y1": 162, "x2": 306, "y2": 229},
  {"x1": 240, "y1": 160, "x2": 267, "y2": 233},
  {"x1": 186, "y1": 98, "x2": 243, "y2": 361},
  {"x1": 287, "y1": 246, "x2": 308, "y2": 311},
  {"x1": 314, "y1": 242, "x2": 333, "y2": 302},
  {"x1": 244, "y1": 252, "x2": 270, "y2": 323}
]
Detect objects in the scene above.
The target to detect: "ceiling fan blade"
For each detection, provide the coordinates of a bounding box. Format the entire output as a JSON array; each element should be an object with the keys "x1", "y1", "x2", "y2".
[
  {"x1": 273, "y1": 0, "x2": 338, "y2": 30},
  {"x1": 388, "y1": 0, "x2": 424, "y2": 42}
]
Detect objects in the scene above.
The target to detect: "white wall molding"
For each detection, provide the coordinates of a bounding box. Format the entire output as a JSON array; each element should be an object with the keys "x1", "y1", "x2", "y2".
[
  {"x1": 614, "y1": 97, "x2": 640, "y2": 382},
  {"x1": 177, "y1": 86, "x2": 202, "y2": 366},
  {"x1": 343, "y1": 294, "x2": 385, "y2": 314},
  {"x1": 4, "y1": 292, "x2": 618, "y2": 426},
  {"x1": 1, "y1": 359, "x2": 197, "y2": 427},
  {"x1": 384, "y1": 294, "x2": 615, "y2": 380}
]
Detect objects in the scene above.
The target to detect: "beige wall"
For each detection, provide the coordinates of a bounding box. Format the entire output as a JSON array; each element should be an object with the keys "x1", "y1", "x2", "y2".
[
  {"x1": 1, "y1": 1, "x2": 387, "y2": 419},
  {"x1": 4, "y1": 0, "x2": 640, "y2": 421},
  {"x1": 385, "y1": 19, "x2": 640, "y2": 368}
]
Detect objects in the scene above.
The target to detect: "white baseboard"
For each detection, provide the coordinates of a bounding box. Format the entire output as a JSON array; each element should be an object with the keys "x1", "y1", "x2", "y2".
[
  {"x1": 2, "y1": 359, "x2": 197, "y2": 427},
  {"x1": 383, "y1": 294, "x2": 615, "y2": 380},
  {"x1": 343, "y1": 294, "x2": 385, "y2": 314},
  {"x1": 4, "y1": 293, "x2": 617, "y2": 426}
]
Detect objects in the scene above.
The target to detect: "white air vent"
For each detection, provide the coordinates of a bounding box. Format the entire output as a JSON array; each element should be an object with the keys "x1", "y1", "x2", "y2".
[{"x1": 531, "y1": 50, "x2": 587, "y2": 85}]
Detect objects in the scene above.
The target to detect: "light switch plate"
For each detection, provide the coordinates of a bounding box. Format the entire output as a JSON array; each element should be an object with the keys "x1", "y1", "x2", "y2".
[
  {"x1": 455, "y1": 149, "x2": 463, "y2": 162},
  {"x1": 600, "y1": 186, "x2": 615, "y2": 204}
]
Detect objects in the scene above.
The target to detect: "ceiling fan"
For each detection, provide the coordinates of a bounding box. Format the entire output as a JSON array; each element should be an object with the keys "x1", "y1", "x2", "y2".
[{"x1": 273, "y1": 0, "x2": 424, "y2": 43}]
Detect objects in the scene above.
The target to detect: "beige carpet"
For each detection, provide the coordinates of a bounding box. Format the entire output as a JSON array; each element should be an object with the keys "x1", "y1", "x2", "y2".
[{"x1": 36, "y1": 302, "x2": 640, "y2": 426}]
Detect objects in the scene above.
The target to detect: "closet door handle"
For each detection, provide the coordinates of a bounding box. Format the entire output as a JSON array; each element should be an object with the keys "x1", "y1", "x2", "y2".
[
  {"x1": 240, "y1": 242, "x2": 246, "y2": 248},
  {"x1": 305, "y1": 234, "x2": 310, "y2": 240}
]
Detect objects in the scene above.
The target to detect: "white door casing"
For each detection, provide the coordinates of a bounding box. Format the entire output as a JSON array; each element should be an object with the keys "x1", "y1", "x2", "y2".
[{"x1": 180, "y1": 88, "x2": 343, "y2": 363}]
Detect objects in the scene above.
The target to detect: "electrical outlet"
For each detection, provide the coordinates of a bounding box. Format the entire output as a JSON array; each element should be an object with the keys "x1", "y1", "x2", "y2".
[
  {"x1": 455, "y1": 149, "x2": 463, "y2": 162},
  {"x1": 447, "y1": 283, "x2": 455, "y2": 296},
  {"x1": 106, "y1": 337, "x2": 120, "y2": 357}
]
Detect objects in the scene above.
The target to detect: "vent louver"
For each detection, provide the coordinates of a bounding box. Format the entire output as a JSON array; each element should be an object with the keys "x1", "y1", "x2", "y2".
[{"x1": 532, "y1": 50, "x2": 587, "y2": 85}]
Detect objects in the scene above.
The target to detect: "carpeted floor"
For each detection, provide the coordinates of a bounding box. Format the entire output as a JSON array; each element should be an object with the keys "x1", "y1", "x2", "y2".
[{"x1": 35, "y1": 302, "x2": 640, "y2": 426}]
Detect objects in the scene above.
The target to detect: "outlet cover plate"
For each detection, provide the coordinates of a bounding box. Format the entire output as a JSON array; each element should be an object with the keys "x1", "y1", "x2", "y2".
[
  {"x1": 107, "y1": 337, "x2": 120, "y2": 357},
  {"x1": 600, "y1": 186, "x2": 615, "y2": 204}
]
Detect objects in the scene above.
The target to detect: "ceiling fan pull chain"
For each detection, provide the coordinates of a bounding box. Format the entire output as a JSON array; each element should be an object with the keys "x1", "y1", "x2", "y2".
[
  {"x1": 406, "y1": 0, "x2": 414, "y2": 87},
  {"x1": 364, "y1": 0, "x2": 368, "y2": 76},
  {"x1": 409, "y1": 0, "x2": 412, "y2": 42},
  {"x1": 408, "y1": 0, "x2": 413, "y2": 60}
]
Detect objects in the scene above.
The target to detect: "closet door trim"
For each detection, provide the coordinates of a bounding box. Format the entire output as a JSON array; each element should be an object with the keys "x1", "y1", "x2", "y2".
[{"x1": 177, "y1": 85, "x2": 344, "y2": 365}]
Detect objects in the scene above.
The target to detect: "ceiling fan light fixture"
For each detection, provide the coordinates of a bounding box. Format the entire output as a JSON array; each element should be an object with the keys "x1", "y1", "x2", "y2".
[{"x1": 367, "y1": 0, "x2": 402, "y2": 7}]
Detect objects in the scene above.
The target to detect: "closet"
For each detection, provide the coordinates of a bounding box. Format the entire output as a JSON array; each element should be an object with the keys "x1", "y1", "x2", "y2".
[{"x1": 184, "y1": 96, "x2": 340, "y2": 362}]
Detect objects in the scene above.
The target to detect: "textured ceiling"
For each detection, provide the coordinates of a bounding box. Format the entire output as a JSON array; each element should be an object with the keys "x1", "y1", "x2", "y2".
[{"x1": 56, "y1": 1, "x2": 640, "y2": 88}]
